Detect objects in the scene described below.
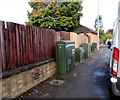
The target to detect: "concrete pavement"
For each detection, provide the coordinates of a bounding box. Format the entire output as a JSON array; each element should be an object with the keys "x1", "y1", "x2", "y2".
[{"x1": 16, "y1": 46, "x2": 119, "y2": 99}]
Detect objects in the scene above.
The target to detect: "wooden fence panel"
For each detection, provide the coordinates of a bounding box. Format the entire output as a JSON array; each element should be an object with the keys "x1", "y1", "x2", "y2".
[
  {"x1": 46, "y1": 30, "x2": 48, "y2": 59},
  {"x1": 1, "y1": 21, "x2": 56, "y2": 72},
  {"x1": 2, "y1": 21, "x2": 94, "y2": 72},
  {"x1": 36, "y1": 27, "x2": 39, "y2": 61},
  {"x1": 15, "y1": 24, "x2": 20, "y2": 67},
  {"x1": 29, "y1": 26, "x2": 33, "y2": 63},
  {"x1": 0, "y1": 23, "x2": 2, "y2": 72},
  {"x1": 7, "y1": 22, "x2": 14, "y2": 70},
  {"x1": 37, "y1": 27, "x2": 40, "y2": 61},
  {"x1": 0, "y1": 21, "x2": 6, "y2": 72},
  {"x1": 41, "y1": 28, "x2": 46, "y2": 61},
  {"x1": 39, "y1": 28, "x2": 42, "y2": 61},
  {"x1": 21, "y1": 25, "x2": 26, "y2": 65},
  {"x1": 26, "y1": 26, "x2": 29, "y2": 63},
  {"x1": 38, "y1": 28, "x2": 42, "y2": 61},
  {"x1": 32, "y1": 26, "x2": 36, "y2": 63},
  {"x1": 48, "y1": 29, "x2": 54, "y2": 59},
  {"x1": 12, "y1": 23, "x2": 17, "y2": 69},
  {"x1": 48, "y1": 29, "x2": 55, "y2": 59},
  {"x1": 5, "y1": 24, "x2": 10, "y2": 71},
  {"x1": 37, "y1": 28, "x2": 40, "y2": 61},
  {"x1": 44, "y1": 29, "x2": 47, "y2": 60},
  {"x1": 29, "y1": 26, "x2": 32, "y2": 64},
  {"x1": 34, "y1": 26, "x2": 37, "y2": 62},
  {"x1": 51, "y1": 29, "x2": 56, "y2": 58}
]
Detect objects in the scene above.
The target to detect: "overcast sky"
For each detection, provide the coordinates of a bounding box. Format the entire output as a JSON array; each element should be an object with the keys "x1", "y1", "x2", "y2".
[
  {"x1": 81, "y1": 0, "x2": 120, "y2": 30},
  {"x1": 0, "y1": 0, "x2": 119, "y2": 30},
  {"x1": 0, "y1": 0, "x2": 32, "y2": 25}
]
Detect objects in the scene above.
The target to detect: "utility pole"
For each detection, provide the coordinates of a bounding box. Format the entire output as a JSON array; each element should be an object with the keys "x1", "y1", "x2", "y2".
[{"x1": 97, "y1": 0, "x2": 100, "y2": 50}]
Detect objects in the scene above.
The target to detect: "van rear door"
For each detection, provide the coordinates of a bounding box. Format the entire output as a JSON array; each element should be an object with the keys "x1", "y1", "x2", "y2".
[
  {"x1": 117, "y1": 1, "x2": 120, "y2": 77},
  {"x1": 117, "y1": 21, "x2": 120, "y2": 77}
]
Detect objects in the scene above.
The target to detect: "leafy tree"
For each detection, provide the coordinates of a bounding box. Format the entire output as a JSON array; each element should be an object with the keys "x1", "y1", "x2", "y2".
[
  {"x1": 106, "y1": 33, "x2": 113, "y2": 39},
  {"x1": 106, "y1": 29, "x2": 113, "y2": 39},
  {"x1": 99, "y1": 29, "x2": 108, "y2": 44},
  {"x1": 94, "y1": 15, "x2": 103, "y2": 31},
  {"x1": 26, "y1": 2, "x2": 83, "y2": 31},
  {"x1": 94, "y1": 15, "x2": 107, "y2": 44}
]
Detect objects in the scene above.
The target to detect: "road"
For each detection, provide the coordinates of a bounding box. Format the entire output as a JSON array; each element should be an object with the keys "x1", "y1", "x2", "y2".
[{"x1": 17, "y1": 46, "x2": 120, "y2": 99}]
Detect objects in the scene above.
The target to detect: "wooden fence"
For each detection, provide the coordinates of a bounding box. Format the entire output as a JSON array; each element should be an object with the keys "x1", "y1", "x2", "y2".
[
  {"x1": 0, "y1": 21, "x2": 92, "y2": 73},
  {"x1": 0, "y1": 21, "x2": 56, "y2": 72}
]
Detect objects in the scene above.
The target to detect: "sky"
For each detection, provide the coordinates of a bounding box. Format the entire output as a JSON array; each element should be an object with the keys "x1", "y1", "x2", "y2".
[
  {"x1": 0, "y1": 0, "x2": 32, "y2": 25},
  {"x1": 80, "y1": 0, "x2": 120, "y2": 30},
  {"x1": 0, "y1": 0, "x2": 119, "y2": 30}
]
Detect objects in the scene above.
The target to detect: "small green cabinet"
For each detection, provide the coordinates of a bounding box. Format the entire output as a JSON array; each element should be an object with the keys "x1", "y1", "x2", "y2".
[
  {"x1": 81, "y1": 43, "x2": 91, "y2": 59},
  {"x1": 56, "y1": 40, "x2": 75, "y2": 79},
  {"x1": 91, "y1": 42, "x2": 97, "y2": 52},
  {"x1": 75, "y1": 47, "x2": 84, "y2": 63}
]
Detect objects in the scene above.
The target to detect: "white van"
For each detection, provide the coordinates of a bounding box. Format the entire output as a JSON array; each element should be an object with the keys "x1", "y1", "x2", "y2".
[{"x1": 109, "y1": 1, "x2": 120, "y2": 96}]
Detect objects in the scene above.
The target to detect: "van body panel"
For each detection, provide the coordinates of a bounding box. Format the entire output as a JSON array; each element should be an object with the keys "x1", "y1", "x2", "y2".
[
  {"x1": 109, "y1": 1, "x2": 120, "y2": 96},
  {"x1": 117, "y1": 21, "x2": 120, "y2": 77}
]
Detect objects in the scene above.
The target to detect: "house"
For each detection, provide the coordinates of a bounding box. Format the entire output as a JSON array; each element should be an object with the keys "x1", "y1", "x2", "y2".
[
  {"x1": 72, "y1": 24, "x2": 98, "y2": 45},
  {"x1": 106, "y1": 29, "x2": 113, "y2": 34}
]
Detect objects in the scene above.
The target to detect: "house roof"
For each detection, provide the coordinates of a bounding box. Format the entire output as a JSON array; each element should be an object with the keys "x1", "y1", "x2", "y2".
[
  {"x1": 106, "y1": 29, "x2": 113, "y2": 34},
  {"x1": 72, "y1": 24, "x2": 97, "y2": 35}
]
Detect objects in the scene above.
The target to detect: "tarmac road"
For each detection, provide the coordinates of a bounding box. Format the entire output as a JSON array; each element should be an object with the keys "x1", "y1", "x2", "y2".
[{"x1": 16, "y1": 46, "x2": 120, "y2": 99}]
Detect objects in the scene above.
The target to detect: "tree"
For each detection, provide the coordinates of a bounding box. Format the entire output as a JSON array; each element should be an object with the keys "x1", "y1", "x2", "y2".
[
  {"x1": 94, "y1": 15, "x2": 107, "y2": 44},
  {"x1": 26, "y1": 2, "x2": 83, "y2": 31},
  {"x1": 99, "y1": 29, "x2": 108, "y2": 44},
  {"x1": 106, "y1": 33, "x2": 113, "y2": 39},
  {"x1": 94, "y1": 15, "x2": 103, "y2": 31}
]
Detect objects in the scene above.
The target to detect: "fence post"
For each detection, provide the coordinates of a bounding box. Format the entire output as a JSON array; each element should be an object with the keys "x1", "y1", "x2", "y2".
[{"x1": 0, "y1": 21, "x2": 6, "y2": 72}]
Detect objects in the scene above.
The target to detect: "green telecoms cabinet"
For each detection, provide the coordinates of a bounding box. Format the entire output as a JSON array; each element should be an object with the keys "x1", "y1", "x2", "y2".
[
  {"x1": 75, "y1": 47, "x2": 84, "y2": 63},
  {"x1": 56, "y1": 40, "x2": 75, "y2": 79},
  {"x1": 81, "y1": 43, "x2": 91, "y2": 59},
  {"x1": 91, "y1": 42, "x2": 97, "y2": 52}
]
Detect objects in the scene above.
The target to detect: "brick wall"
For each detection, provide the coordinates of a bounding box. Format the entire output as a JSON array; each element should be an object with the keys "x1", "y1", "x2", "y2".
[
  {"x1": 70, "y1": 32, "x2": 89, "y2": 48},
  {"x1": 70, "y1": 32, "x2": 78, "y2": 48},
  {"x1": 87, "y1": 33, "x2": 98, "y2": 45},
  {"x1": 80, "y1": 33, "x2": 98, "y2": 45},
  {"x1": 1, "y1": 61, "x2": 56, "y2": 98},
  {"x1": 56, "y1": 31, "x2": 70, "y2": 42}
]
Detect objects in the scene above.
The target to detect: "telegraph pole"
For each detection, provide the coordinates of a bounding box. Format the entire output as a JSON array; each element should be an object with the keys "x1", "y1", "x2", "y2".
[{"x1": 97, "y1": 0, "x2": 100, "y2": 50}]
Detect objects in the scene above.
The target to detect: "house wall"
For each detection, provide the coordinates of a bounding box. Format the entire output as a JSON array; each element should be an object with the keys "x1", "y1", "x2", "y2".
[{"x1": 1, "y1": 61, "x2": 56, "y2": 98}]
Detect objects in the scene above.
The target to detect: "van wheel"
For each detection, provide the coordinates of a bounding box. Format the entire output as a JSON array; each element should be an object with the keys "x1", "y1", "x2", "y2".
[{"x1": 108, "y1": 86, "x2": 120, "y2": 99}]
